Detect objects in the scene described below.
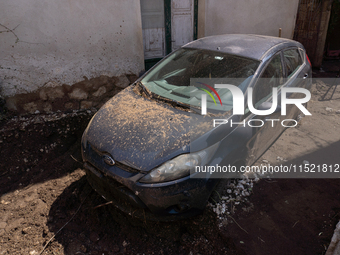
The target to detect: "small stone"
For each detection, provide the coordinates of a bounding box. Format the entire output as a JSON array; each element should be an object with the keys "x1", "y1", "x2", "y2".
[
  {"x1": 39, "y1": 90, "x2": 48, "y2": 101},
  {"x1": 93, "y1": 86, "x2": 107, "y2": 97},
  {"x1": 68, "y1": 88, "x2": 88, "y2": 100},
  {"x1": 0, "y1": 222, "x2": 7, "y2": 229},
  {"x1": 23, "y1": 102, "x2": 38, "y2": 114},
  {"x1": 262, "y1": 159, "x2": 269, "y2": 163},
  {"x1": 49, "y1": 87, "x2": 64, "y2": 100},
  {"x1": 239, "y1": 180, "x2": 247, "y2": 185},
  {"x1": 116, "y1": 75, "x2": 130, "y2": 88},
  {"x1": 326, "y1": 107, "x2": 333, "y2": 112},
  {"x1": 237, "y1": 184, "x2": 244, "y2": 190},
  {"x1": 277, "y1": 156, "x2": 284, "y2": 161},
  {"x1": 80, "y1": 101, "x2": 93, "y2": 109},
  {"x1": 42, "y1": 102, "x2": 52, "y2": 112},
  {"x1": 22, "y1": 227, "x2": 30, "y2": 234},
  {"x1": 30, "y1": 250, "x2": 38, "y2": 255},
  {"x1": 64, "y1": 102, "x2": 75, "y2": 109},
  {"x1": 242, "y1": 191, "x2": 250, "y2": 197}
]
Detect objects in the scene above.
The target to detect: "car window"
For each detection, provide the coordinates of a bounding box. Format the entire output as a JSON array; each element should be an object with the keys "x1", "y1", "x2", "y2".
[
  {"x1": 141, "y1": 48, "x2": 260, "y2": 113},
  {"x1": 252, "y1": 53, "x2": 283, "y2": 108},
  {"x1": 283, "y1": 48, "x2": 303, "y2": 78}
]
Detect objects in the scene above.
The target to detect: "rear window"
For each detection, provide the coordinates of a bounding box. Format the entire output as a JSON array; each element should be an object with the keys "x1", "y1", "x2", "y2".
[{"x1": 283, "y1": 48, "x2": 303, "y2": 78}]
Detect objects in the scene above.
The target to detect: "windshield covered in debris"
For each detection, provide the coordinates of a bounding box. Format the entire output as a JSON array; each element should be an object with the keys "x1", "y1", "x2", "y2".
[{"x1": 140, "y1": 48, "x2": 260, "y2": 113}]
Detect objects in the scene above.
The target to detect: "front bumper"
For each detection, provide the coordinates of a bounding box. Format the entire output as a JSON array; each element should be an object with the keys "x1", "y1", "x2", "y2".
[{"x1": 82, "y1": 137, "x2": 216, "y2": 220}]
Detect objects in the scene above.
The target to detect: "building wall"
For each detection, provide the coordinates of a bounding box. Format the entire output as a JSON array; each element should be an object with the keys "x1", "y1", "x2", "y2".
[
  {"x1": 0, "y1": 0, "x2": 144, "y2": 98},
  {"x1": 294, "y1": 0, "x2": 333, "y2": 67},
  {"x1": 202, "y1": 0, "x2": 300, "y2": 39}
]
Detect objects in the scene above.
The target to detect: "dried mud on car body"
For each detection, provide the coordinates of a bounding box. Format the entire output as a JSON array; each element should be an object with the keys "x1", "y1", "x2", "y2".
[
  {"x1": 86, "y1": 85, "x2": 213, "y2": 172},
  {"x1": 1, "y1": 71, "x2": 340, "y2": 254}
]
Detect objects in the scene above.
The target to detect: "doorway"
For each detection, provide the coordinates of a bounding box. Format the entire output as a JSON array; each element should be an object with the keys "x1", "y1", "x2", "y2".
[{"x1": 140, "y1": 0, "x2": 198, "y2": 70}]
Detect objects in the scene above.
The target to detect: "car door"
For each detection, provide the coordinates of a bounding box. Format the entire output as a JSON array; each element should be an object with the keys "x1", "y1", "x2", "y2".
[
  {"x1": 281, "y1": 47, "x2": 308, "y2": 120},
  {"x1": 245, "y1": 52, "x2": 285, "y2": 165}
]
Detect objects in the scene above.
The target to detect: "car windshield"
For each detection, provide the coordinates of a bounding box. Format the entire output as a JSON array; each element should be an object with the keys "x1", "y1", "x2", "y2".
[{"x1": 140, "y1": 48, "x2": 260, "y2": 113}]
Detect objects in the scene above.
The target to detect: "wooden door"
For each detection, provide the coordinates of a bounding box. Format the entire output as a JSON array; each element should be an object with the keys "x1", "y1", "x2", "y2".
[
  {"x1": 171, "y1": 0, "x2": 194, "y2": 51},
  {"x1": 141, "y1": 0, "x2": 166, "y2": 59}
]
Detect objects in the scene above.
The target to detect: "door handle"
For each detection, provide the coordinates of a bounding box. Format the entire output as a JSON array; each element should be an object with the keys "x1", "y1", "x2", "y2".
[{"x1": 303, "y1": 73, "x2": 308, "y2": 79}]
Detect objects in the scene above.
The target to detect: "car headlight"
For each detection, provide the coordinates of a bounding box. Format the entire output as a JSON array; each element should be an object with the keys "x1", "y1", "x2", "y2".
[{"x1": 139, "y1": 142, "x2": 220, "y2": 183}]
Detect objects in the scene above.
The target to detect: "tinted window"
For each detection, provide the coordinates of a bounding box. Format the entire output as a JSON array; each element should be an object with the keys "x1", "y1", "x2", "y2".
[
  {"x1": 283, "y1": 48, "x2": 302, "y2": 78},
  {"x1": 140, "y1": 48, "x2": 260, "y2": 112},
  {"x1": 252, "y1": 53, "x2": 283, "y2": 107}
]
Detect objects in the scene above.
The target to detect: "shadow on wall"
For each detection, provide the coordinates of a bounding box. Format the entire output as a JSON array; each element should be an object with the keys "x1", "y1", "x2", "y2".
[{"x1": 4, "y1": 74, "x2": 138, "y2": 115}]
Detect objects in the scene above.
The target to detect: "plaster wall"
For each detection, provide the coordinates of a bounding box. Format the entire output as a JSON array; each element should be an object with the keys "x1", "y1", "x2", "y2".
[
  {"x1": 0, "y1": 0, "x2": 144, "y2": 97},
  {"x1": 203, "y1": 0, "x2": 299, "y2": 39}
]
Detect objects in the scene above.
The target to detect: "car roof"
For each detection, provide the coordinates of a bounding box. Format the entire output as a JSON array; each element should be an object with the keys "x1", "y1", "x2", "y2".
[{"x1": 182, "y1": 34, "x2": 302, "y2": 61}]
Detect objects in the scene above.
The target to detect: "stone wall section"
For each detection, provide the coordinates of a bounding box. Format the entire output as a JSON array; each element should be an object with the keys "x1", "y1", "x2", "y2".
[{"x1": 4, "y1": 74, "x2": 138, "y2": 115}]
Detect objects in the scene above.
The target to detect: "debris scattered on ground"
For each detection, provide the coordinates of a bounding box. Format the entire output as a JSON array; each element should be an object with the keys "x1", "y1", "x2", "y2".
[
  {"x1": 326, "y1": 221, "x2": 340, "y2": 255},
  {"x1": 208, "y1": 177, "x2": 256, "y2": 225},
  {"x1": 1, "y1": 72, "x2": 340, "y2": 254}
]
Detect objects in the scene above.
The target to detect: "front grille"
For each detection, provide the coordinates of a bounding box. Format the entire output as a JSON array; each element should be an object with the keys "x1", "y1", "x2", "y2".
[
  {"x1": 114, "y1": 161, "x2": 140, "y2": 173},
  {"x1": 84, "y1": 162, "x2": 147, "y2": 209},
  {"x1": 90, "y1": 143, "x2": 139, "y2": 174}
]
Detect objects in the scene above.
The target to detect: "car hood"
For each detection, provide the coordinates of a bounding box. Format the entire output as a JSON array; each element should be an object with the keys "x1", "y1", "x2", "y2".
[{"x1": 85, "y1": 86, "x2": 218, "y2": 172}]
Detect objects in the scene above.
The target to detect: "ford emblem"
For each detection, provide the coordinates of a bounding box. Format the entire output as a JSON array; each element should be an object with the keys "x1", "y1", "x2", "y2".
[{"x1": 103, "y1": 155, "x2": 115, "y2": 166}]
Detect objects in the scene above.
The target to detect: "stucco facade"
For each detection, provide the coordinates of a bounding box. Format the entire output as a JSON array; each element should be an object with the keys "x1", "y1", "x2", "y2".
[
  {"x1": 0, "y1": 0, "x2": 144, "y2": 97},
  {"x1": 0, "y1": 0, "x2": 302, "y2": 114},
  {"x1": 199, "y1": 0, "x2": 299, "y2": 39}
]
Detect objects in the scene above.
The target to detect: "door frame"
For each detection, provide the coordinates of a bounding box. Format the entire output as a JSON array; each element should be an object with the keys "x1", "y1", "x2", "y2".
[
  {"x1": 144, "y1": 0, "x2": 198, "y2": 70},
  {"x1": 165, "y1": 0, "x2": 198, "y2": 55}
]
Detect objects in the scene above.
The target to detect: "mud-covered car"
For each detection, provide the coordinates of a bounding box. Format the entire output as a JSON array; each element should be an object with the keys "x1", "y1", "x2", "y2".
[{"x1": 81, "y1": 34, "x2": 312, "y2": 220}]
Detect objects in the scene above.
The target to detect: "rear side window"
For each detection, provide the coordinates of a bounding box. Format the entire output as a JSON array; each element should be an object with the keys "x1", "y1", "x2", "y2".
[
  {"x1": 283, "y1": 48, "x2": 303, "y2": 78},
  {"x1": 252, "y1": 53, "x2": 283, "y2": 108}
]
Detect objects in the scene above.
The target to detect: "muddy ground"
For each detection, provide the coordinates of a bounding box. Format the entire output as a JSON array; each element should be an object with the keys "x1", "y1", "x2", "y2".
[{"x1": 1, "y1": 61, "x2": 340, "y2": 255}]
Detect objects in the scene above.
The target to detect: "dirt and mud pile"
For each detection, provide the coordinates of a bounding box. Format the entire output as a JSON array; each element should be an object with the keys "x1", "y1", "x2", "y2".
[{"x1": 1, "y1": 65, "x2": 340, "y2": 254}]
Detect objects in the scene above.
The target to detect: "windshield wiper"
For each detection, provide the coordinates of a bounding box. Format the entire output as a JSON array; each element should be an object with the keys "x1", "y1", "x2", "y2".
[
  {"x1": 152, "y1": 94, "x2": 199, "y2": 111},
  {"x1": 137, "y1": 81, "x2": 152, "y2": 98},
  {"x1": 136, "y1": 81, "x2": 199, "y2": 111}
]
